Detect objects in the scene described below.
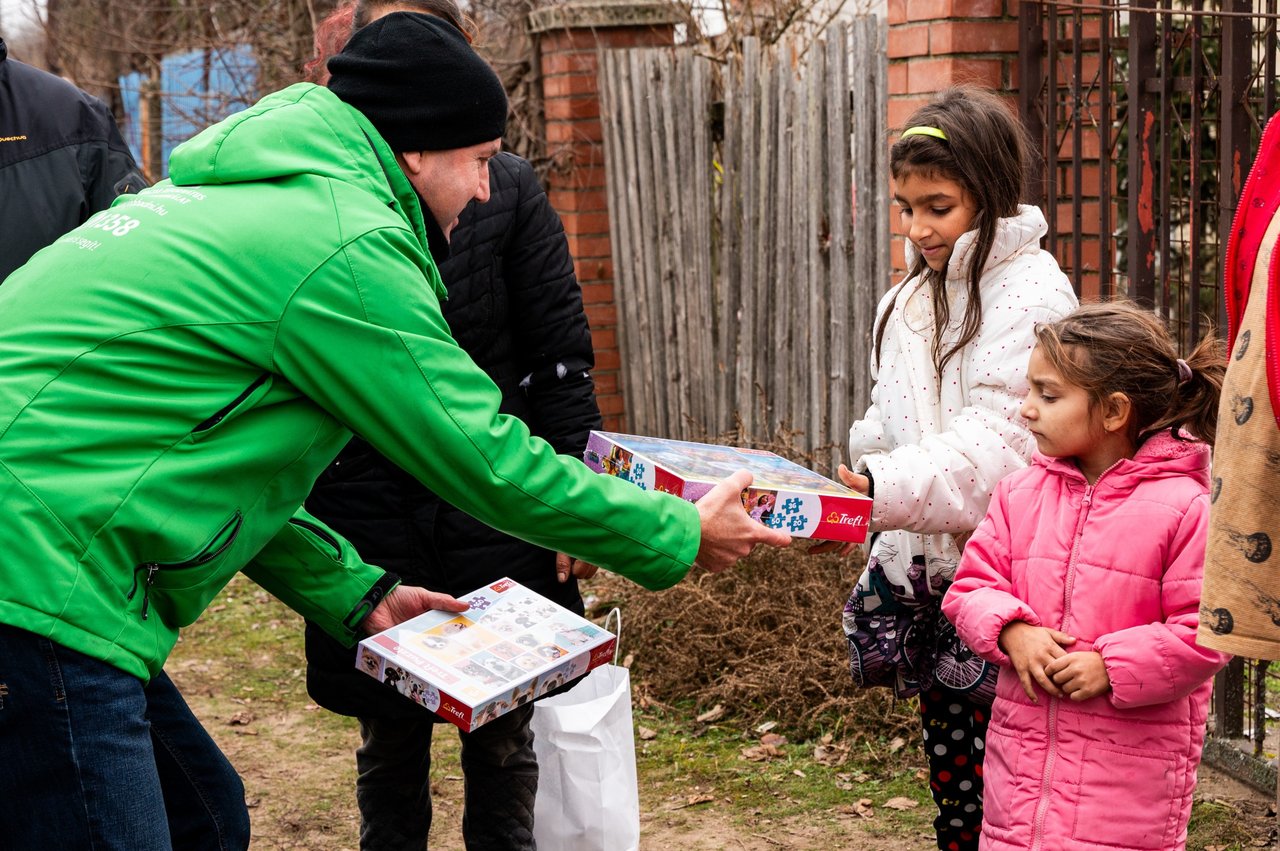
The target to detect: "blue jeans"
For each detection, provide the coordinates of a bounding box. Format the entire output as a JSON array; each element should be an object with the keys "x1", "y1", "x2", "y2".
[
  {"x1": 355, "y1": 703, "x2": 538, "y2": 851},
  {"x1": 0, "y1": 623, "x2": 250, "y2": 850}
]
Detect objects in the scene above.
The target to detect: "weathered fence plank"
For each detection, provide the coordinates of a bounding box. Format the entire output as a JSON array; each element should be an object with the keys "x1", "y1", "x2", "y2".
[
  {"x1": 599, "y1": 17, "x2": 887, "y2": 470},
  {"x1": 849, "y1": 19, "x2": 890, "y2": 436}
]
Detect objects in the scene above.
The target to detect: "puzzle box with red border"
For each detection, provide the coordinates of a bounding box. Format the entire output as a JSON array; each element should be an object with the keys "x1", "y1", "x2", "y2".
[
  {"x1": 356, "y1": 577, "x2": 616, "y2": 731},
  {"x1": 584, "y1": 430, "x2": 871, "y2": 543}
]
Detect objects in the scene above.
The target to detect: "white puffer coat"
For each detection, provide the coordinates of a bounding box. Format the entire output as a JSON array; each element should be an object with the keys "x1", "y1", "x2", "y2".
[{"x1": 849, "y1": 204, "x2": 1077, "y2": 605}]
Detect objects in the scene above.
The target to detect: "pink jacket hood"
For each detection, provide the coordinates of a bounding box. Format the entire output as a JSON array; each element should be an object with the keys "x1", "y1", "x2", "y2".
[{"x1": 942, "y1": 431, "x2": 1228, "y2": 850}]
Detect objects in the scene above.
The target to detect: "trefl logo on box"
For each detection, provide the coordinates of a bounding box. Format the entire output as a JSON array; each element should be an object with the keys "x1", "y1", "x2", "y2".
[{"x1": 825, "y1": 511, "x2": 868, "y2": 527}]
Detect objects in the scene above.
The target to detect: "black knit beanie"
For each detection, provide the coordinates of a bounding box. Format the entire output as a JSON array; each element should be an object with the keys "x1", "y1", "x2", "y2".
[{"x1": 327, "y1": 12, "x2": 507, "y2": 152}]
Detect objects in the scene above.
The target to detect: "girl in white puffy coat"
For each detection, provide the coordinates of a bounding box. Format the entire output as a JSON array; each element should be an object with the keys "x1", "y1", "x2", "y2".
[{"x1": 830, "y1": 87, "x2": 1077, "y2": 851}]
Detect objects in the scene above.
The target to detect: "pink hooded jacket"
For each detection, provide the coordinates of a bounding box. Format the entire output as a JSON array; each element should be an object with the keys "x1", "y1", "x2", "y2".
[{"x1": 942, "y1": 431, "x2": 1229, "y2": 851}]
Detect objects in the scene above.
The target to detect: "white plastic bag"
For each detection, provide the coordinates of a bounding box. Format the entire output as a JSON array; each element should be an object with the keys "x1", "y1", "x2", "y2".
[{"x1": 531, "y1": 609, "x2": 639, "y2": 851}]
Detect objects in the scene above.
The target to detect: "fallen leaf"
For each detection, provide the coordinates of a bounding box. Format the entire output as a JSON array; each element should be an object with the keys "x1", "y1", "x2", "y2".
[
  {"x1": 232, "y1": 728, "x2": 258, "y2": 736},
  {"x1": 792, "y1": 769, "x2": 806, "y2": 778},
  {"x1": 882, "y1": 797, "x2": 919, "y2": 810},
  {"x1": 887, "y1": 736, "x2": 906, "y2": 753},
  {"x1": 208, "y1": 604, "x2": 226, "y2": 613},
  {"x1": 835, "y1": 799, "x2": 876, "y2": 819},
  {"x1": 755, "y1": 720, "x2": 778, "y2": 734},
  {"x1": 622, "y1": 652, "x2": 635, "y2": 669},
  {"x1": 671, "y1": 793, "x2": 716, "y2": 810},
  {"x1": 739, "y1": 744, "x2": 785, "y2": 761},
  {"x1": 759, "y1": 732, "x2": 788, "y2": 747},
  {"x1": 813, "y1": 743, "x2": 848, "y2": 766},
  {"x1": 227, "y1": 711, "x2": 254, "y2": 726},
  {"x1": 696, "y1": 704, "x2": 725, "y2": 723},
  {"x1": 638, "y1": 726, "x2": 658, "y2": 740}
]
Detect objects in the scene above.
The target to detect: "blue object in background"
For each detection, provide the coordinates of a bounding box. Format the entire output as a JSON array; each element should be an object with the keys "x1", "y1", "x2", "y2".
[{"x1": 119, "y1": 46, "x2": 257, "y2": 179}]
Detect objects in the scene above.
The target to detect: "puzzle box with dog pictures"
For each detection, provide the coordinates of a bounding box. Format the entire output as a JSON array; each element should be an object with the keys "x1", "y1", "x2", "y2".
[
  {"x1": 584, "y1": 430, "x2": 871, "y2": 543},
  {"x1": 356, "y1": 577, "x2": 616, "y2": 731}
]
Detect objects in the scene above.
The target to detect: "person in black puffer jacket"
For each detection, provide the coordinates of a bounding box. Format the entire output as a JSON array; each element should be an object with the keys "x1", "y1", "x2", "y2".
[{"x1": 303, "y1": 114, "x2": 600, "y2": 851}]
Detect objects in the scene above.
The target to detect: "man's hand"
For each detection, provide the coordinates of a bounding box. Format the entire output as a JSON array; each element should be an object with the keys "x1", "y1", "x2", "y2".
[
  {"x1": 362, "y1": 585, "x2": 469, "y2": 635},
  {"x1": 555, "y1": 553, "x2": 599, "y2": 583},
  {"x1": 997, "y1": 620, "x2": 1076, "y2": 701},
  {"x1": 694, "y1": 470, "x2": 791, "y2": 572},
  {"x1": 1045, "y1": 651, "x2": 1110, "y2": 702}
]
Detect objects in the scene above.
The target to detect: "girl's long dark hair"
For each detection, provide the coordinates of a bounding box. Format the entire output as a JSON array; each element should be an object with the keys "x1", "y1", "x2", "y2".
[
  {"x1": 1034, "y1": 301, "x2": 1226, "y2": 446},
  {"x1": 874, "y1": 87, "x2": 1033, "y2": 378}
]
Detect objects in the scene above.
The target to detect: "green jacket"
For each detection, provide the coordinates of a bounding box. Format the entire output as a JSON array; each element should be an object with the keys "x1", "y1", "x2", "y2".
[{"x1": 0, "y1": 84, "x2": 699, "y2": 681}]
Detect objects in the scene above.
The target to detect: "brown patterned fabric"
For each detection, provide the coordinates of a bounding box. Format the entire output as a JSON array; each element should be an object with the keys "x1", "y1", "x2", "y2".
[{"x1": 1199, "y1": 208, "x2": 1280, "y2": 660}]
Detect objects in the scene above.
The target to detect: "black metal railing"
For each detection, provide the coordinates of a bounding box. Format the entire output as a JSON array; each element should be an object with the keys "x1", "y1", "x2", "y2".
[{"x1": 1019, "y1": 0, "x2": 1279, "y2": 351}]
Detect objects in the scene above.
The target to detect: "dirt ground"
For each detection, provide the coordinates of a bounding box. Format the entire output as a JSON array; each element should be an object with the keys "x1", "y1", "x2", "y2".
[
  {"x1": 170, "y1": 573, "x2": 1277, "y2": 850},
  {"x1": 189, "y1": 702, "x2": 936, "y2": 850},
  {"x1": 181, "y1": 675, "x2": 1275, "y2": 851}
]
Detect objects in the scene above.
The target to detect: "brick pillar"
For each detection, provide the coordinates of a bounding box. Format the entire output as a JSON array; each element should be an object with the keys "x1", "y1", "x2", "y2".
[
  {"x1": 886, "y1": 0, "x2": 1019, "y2": 278},
  {"x1": 529, "y1": 0, "x2": 680, "y2": 432}
]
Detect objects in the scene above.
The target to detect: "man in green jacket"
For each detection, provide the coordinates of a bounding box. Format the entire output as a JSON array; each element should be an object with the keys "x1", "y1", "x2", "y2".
[{"x1": 0, "y1": 13, "x2": 788, "y2": 848}]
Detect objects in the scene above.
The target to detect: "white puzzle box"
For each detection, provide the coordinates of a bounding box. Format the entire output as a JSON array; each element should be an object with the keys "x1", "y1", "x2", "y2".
[{"x1": 356, "y1": 577, "x2": 616, "y2": 731}]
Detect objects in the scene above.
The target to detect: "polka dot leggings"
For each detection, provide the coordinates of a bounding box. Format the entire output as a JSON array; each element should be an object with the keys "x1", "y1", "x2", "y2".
[{"x1": 919, "y1": 687, "x2": 989, "y2": 851}]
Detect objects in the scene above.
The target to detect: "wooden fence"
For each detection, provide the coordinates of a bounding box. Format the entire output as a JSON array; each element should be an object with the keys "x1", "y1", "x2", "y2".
[{"x1": 599, "y1": 17, "x2": 889, "y2": 471}]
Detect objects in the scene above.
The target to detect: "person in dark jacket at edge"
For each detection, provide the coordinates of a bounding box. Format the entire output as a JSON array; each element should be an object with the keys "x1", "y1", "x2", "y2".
[
  {"x1": 302, "y1": 3, "x2": 600, "y2": 848},
  {"x1": 0, "y1": 36, "x2": 147, "y2": 282},
  {"x1": 0, "y1": 35, "x2": 255, "y2": 851}
]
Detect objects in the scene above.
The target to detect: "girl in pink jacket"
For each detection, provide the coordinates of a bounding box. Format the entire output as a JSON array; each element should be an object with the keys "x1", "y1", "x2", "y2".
[{"x1": 942, "y1": 302, "x2": 1231, "y2": 851}]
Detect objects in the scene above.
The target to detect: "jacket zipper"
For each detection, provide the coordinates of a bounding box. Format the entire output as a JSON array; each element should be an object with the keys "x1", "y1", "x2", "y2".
[
  {"x1": 289, "y1": 518, "x2": 342, "y2": 560},
  {"x1": 1030, "y1": 458, "x2": 1127, "y2": 850},
  {"x1": 1029, "y1": 483, "x2": 1090, "y2": 849},
  {"x1": 128, "y1": 511, "x2": 244, "y2": 620},
  {"x1": 192, "y1": 374, "x2": 269, "y2": 432}
]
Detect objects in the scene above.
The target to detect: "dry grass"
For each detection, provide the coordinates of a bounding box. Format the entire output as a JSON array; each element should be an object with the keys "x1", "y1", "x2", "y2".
[{"x1": 588, "y1": 544, "x2": 919, "y2": 743}]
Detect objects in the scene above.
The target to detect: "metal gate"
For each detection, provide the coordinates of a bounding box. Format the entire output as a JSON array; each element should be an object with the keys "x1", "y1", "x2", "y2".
[{"x1": 1019, "y1": 0, "x2": 1278, "y2": 348}]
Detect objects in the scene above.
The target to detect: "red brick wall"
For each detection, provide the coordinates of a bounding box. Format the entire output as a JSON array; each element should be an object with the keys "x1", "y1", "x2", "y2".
[
  {"x1": 886, "y1": 0, "x2": 1020, "y2": 279},
  {"x1": 536, "y1": 24, "x2": 676, "y2": 432}
]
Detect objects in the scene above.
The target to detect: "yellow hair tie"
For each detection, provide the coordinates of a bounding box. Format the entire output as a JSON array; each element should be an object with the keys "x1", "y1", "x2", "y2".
[{"x1": 901, "y1": 126, "x2": 948, "y2": 142}]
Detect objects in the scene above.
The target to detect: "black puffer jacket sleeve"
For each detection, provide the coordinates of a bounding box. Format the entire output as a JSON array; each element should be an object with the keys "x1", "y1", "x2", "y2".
[
  {"x1": 0, "y1": 39, "x2": 148, "y2": 283},
  {"x1": 491, "y1": 153, "x2": 600, "y2": 453}
]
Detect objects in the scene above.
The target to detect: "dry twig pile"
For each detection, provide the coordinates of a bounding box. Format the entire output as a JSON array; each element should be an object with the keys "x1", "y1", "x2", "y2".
[{"x1": 590, "y1": 545, "x2": 918, "y2": 743}]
